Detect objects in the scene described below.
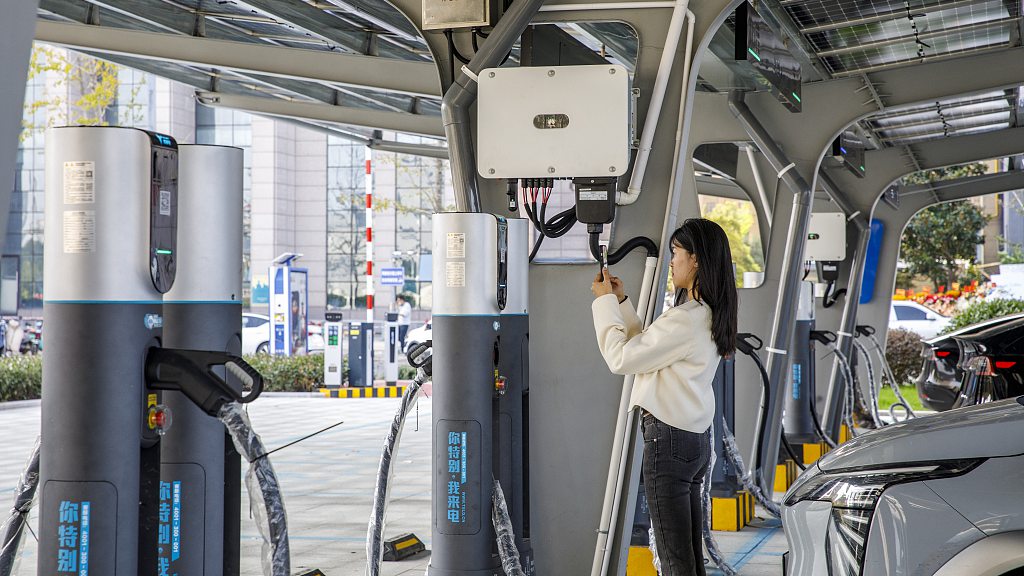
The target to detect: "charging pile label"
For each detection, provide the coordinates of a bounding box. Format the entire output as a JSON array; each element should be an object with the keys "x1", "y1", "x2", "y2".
[
  {"x1": 437, "y1": 420, "x2": 480, "y2": 535},
  {"x1": 63, "y1": 161, "x2": 95, "y2": 204},
  {"x1": 56, "y1": 500, "x2": 90, "y2": 575},
  {"x1": 791, "y1": 364, "x2": 802, "y2": 400},
  {"x1": 63, "y1": 211, "x2": 96, "y2": 253},
  {"x1": 158, "y1": 480, "x2": 184, "y2": 573}
]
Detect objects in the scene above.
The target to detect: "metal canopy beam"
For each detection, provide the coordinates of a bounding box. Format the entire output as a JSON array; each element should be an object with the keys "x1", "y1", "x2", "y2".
[
  {"x1": 197, "y1": 91, "x2": 445, "y2": 137},
  {"x1": 827, "y1": 126, "x2": 1024, "y2": 213},
  {"x1": 0, "y1": 1, "x2": 38, "y2": 268},
  {"x1": 234, "y1": 0, "x2": 407, "y2": 57},
  {"x1": 902, "y1": 170, "x2": 1024, "y2": 204},
  {"x1": 795, "y1": 0, "x2": 981, "y2": 35},
  {"x1": 35, "y1": 20, "x2": 442, "y2": 98}
]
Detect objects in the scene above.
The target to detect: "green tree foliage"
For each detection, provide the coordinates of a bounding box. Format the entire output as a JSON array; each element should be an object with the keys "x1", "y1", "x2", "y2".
[
  {"x1": 703, "y1": 198, "x2": 764, "y2": 287},
  {"x1": 901, "y1": 200, "x2": 987, "y2": 291},
  {"x1": 23, "y1": 45, "x2": 125, "y2": 139}
]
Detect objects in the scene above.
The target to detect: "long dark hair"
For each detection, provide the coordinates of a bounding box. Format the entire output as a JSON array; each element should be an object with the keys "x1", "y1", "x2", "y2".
[{"x1": 671, "y1": 218, "x2": 738, "y2": 356}]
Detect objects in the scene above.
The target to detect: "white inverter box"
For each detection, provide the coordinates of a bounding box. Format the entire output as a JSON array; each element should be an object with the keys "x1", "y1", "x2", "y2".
[
  {"x1": 805, "y1": 212, "x2": 847, "y2": 262},
  {"x1": 477, "y1": 64, "x2": 630, "y2": 179}
]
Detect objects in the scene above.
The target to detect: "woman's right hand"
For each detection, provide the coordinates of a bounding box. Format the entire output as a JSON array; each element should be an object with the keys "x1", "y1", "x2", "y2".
[{"x1": 608, "y1": 270, "x2": 626, "y2": 302}]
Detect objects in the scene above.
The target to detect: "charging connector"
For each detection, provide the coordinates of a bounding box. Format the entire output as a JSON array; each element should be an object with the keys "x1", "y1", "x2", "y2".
[{"x1": 573, "y1": 177, "x2": 616, "y2": 225}]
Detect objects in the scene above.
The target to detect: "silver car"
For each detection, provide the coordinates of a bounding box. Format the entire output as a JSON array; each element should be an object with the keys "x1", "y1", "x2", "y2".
[{"x1": 783, "y1": 398, "x2": 1024, "y2": 575}]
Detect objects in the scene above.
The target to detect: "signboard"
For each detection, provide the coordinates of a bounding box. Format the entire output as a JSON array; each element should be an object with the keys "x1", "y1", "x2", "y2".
[
  {"x1": 736, "y1": 2, "x2": 802, "y2": 113},
  {"x1": 882, "y1": 184, "x2": 900, "y2": 209},
  {"x1": 381, "y1": 267, "x2": 405, "y2": 286}
]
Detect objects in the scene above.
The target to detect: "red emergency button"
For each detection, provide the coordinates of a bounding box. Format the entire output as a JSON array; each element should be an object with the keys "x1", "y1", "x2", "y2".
[{"x1": 148, "y1": 405, "x2": 173, "y2": 435}]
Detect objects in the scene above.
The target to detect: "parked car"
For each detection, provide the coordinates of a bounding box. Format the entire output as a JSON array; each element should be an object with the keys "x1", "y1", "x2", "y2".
[
  {"x1": 890, "y1": 300, "x2": 951, "y2": 339},
  {"x1": 783, "y1": 399, "x2": 1024, "y2": 575},
  {"x1": 242, "y1": 313, "x2": 271, "y2": 355},
  {"x1": 914, "y1": 313, "x2": 1024, "y2": 411},
  {"x1": 242, "y1": 312, "x2": 324, "y2": 355},
  {"x1": 404, "y1": 318, "x2": 432, "y2": 356},
  {"x1": 951, "y1": 316, "x2": 1024, "y2": 408}
]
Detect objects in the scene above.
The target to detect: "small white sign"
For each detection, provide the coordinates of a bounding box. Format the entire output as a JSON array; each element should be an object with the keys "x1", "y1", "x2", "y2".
[
  {"x1": 381, "y1": 267, "x2": 405, "y2": 286},
  {"x1": 159, "y1": 190, "x2": 171, "y2": 216},
  {"x1": 579, "y1": 189, "x2": 608, "y2": 201},
  {"x1": 63, "y1": 161, "x2": 95, "y2": 204},
  {"x1": 446, "y1": 261, "x2": 466, "y2": 288},
  {"x1": 447, "y1": 233, "x2": 466, "y2": 259},
  {"x1": 63, "y1": 210, "x2": 96, "y2": 253}
]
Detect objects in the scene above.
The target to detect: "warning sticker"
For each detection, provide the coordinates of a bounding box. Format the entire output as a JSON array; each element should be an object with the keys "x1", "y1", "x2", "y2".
[
  {"x1": 446, "y1": 262, "x2": 466, "y2": 288},
  {"x1": 159, "y1": 190, "x2": 171, "y2": 216},
  {"x1": 63, "y1": 161, "x2": 95, "y2": 204},
  {"x1": 447, "y1": 233, "x2": 466, "y2": 259},
  {"x1": 63, "y1": 210, "x2": 96, "y2": 253}
]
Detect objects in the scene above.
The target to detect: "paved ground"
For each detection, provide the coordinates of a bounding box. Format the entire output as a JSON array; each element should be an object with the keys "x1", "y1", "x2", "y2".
[{"x1": 0, "y1": 396, "x2": 784, "y2": 575}]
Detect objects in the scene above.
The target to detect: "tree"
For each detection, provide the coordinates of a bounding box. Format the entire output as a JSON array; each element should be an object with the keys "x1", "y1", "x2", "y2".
[
  {"x1": 22, "y1": 45, "x2": 127, "y2": 139},
  {"x1": 702, "y1": 198, "x2": 764, "y2": 287},
  {"x1": 901, "y1": 201, "x2": 987, "y2": 291},
  {"x1": 899, "y1": 163, "x2": 990, "y2": 291}
]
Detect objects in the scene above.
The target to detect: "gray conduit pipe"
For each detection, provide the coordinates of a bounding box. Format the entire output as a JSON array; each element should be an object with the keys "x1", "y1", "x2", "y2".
[
  {"x1": 728, "y1": 92, "x2": 814, "y2": 497},
  {"x1": 442, "y1": 0, "x2": 548, "y2": 212},
  {"x1": 0, "y1": 438, "x2": 39, "y2": 576}
]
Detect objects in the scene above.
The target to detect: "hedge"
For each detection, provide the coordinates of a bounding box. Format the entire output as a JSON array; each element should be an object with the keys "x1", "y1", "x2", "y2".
[
  {"x1": 0, "y1": 355, "x2": 42, "y2": 402},
  {"x1": 0, "y1": 354, "x2": 420, "y2": 402},
  {"x1": 884, "y1": 328, "x2": 923, "y2": 386},
  {"x1": 941, "y1": 298, "x2": 1024, "y2": 335}
]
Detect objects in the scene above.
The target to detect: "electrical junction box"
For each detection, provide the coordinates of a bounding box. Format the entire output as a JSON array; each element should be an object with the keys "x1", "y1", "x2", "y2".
[
  {"x1": 804, "y1": 212, "x2": 847, "y2": 262},
  {"x1": 477, "y1": 64, "x2": 631, "y2": 179},
  {"x1": 422, "y1": 0, "x2": 498, "y2": 30}
]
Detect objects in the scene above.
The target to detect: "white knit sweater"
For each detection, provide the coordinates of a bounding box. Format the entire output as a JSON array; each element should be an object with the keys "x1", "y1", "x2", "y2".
[{"x1": 591, "y1": 293, "x2": 720, "y2": 433}]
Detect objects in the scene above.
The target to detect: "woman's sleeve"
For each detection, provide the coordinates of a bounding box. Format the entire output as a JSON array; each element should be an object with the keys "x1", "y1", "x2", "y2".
[
  {"x1": 619, "y1": 297, "x2": 644, "y2": 339},
  {"x1": 592, "y1": 295, "x2": 693, "y2": 375}
]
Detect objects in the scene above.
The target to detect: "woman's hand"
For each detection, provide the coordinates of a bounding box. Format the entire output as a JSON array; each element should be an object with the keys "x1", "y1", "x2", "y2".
[{"x1": 592, "y1": 268, "x2": 625, "y2": 301}]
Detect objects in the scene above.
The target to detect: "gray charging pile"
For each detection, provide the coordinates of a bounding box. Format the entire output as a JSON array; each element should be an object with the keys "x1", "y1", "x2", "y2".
[
  {"x1": 160, "y1": 144, "x2": 244, "y2": 576},
  {"x1": 496, "y1": 219, "x2": 533, "y2": 574},
  {"x1": 40, "y1": 126, "x2": 178, "y2": 575},
  {"x1": 784, "y1": 282, "x2": 819, "y2": 445},
  {"x1": 430, "y1": 212, "x2": 507, "y2": 576}
]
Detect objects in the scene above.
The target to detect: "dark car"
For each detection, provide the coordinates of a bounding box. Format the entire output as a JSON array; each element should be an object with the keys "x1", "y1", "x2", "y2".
[
  {"x1": 914, "y1": 313, "x2": 1024, "y2": 411},
  {"x1": 951, "y1": 315, "x2": 1024, "y2": 408}
]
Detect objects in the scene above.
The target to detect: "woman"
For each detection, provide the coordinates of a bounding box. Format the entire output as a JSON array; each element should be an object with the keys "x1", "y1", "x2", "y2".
[{"x1": 591, "y1": 218, "x2": 738, "y2": 576}]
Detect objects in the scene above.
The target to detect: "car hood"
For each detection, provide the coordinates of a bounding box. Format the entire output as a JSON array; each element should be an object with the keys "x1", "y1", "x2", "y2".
[{"x1": 818, "y1": 398, "x2": 1024, "y2": 472}]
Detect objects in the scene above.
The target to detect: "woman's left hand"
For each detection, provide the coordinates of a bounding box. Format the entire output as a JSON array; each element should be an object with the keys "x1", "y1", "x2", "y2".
[{"x1": 592, "y1": 268, "x2": 614, "y2": 299}]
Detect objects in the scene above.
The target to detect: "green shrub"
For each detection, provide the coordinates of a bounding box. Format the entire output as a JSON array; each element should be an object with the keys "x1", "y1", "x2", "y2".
[
  {"x1": 0, "y1": 355, "x2": 43, "y2": 401},
  {"x1": 942, "y1": 298, "x2": 1024, "y2": 334},
  {"x1": 243, "y1": 353, "x2": 325, "y2": 392},
  {"x1": 884, "y1": 328, "x2": 923, "y2": 386}
]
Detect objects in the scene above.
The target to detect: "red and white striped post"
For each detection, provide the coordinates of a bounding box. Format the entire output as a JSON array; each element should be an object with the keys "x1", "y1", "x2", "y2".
[{"x1": 365, "y1": 145, "x2": 374, "y2": 323}]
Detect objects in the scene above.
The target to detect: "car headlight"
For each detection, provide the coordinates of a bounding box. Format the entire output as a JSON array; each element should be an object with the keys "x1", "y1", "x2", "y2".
[{"x1": 785, "y1": 459, "x2": 982, "y2": 576}]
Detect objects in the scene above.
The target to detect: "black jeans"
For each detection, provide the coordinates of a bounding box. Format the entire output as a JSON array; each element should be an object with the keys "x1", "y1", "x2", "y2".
[{"x1": 641, "y1": 413, "x2": 711, "y2": 576}]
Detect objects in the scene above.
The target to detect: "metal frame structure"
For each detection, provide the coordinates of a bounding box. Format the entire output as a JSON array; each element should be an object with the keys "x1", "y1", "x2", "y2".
[{"x1": 4, "y1": 0, "x2": 1024, "y2": 574}]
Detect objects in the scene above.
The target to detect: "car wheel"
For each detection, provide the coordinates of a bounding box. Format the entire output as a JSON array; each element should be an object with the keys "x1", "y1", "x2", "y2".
[{"x1": 256, "y1": 342, "x2": 269, "y2": 355}]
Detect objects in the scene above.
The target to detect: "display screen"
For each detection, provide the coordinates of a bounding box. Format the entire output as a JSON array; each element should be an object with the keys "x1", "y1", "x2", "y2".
[
  {"x1": 831, "y1": 133, "x2": 866, "y2": 178},
  {"x1": 147, "y1": 133, "x2": 178, "y2": 294},
  {"x1": 735, "y1": 2, "x2": 802, "y2": 113}
]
